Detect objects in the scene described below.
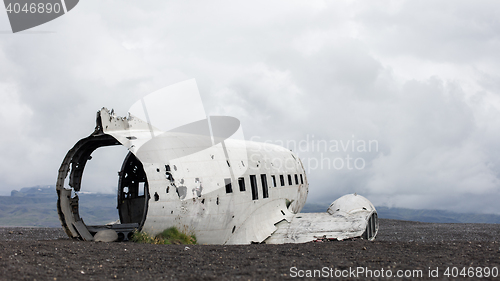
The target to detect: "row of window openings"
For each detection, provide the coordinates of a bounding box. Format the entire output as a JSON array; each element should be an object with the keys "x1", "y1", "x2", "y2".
[{"x1": 224, "y1": 174, "x2": 304, "y2": 200}]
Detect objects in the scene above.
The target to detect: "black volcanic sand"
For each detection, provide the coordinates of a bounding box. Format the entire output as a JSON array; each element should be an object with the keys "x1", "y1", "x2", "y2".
[{"x1": 0, "y1": 219, "x2": 499, "y2": 280}]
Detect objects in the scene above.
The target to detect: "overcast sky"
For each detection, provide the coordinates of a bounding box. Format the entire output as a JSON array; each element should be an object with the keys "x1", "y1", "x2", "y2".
[{"x1": 1, "y1": 0, "x2": 500, "y2": 214}]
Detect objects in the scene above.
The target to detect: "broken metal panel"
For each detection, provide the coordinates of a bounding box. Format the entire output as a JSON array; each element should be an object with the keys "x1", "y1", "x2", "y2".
[
  {"x1": 98, "y1": 109, "x2": 160, "y2": 155},
  {"x1": 265, "y1": 212, "x2": 367, "y2": 244},
  {"x1": 56, "y1": 188, "x2": 77, "y2": 238},
  {"x1": 265, "y1": 194, "x2": 378, "y2": 244},
  {"x1": 226, "y1": 200, "x2": 294, "y2": 244}
]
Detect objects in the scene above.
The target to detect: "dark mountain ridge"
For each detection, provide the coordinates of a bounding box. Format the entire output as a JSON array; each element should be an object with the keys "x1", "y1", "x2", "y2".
[{"x1": 1, "y1": 186, "x2": 499, "y2": 227}]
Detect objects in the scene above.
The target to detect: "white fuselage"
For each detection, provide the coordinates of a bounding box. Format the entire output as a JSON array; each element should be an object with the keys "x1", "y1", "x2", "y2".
[{"x1": 139, "y1": 138, "x2": 308, "y2": 244}]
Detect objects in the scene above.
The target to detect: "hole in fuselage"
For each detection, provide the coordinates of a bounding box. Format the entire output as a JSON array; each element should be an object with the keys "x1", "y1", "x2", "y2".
[
  {"x1": 73, "y1": 148, "x2": 149, "y2": 241},
  {"x1": 78, "y1": 146, "x2": 126, "y2": 226},
  {"x1": 118, "y1": 152, "x2": 150, "y2": 225}
]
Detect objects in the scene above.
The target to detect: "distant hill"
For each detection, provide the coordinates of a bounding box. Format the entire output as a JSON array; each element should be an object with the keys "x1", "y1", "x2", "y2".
[
  {"x1": 301, "y1": 203, "x2": 500, "y2": 224},
  {"x1": 1, "y1": 186, "x2": 499, "y2": 227},
  {"x1": 374, "y1": 206, "x2": 500, "y2": 224},
  {"x1": 0, "y1": 186, "x2": 118, "y2": 227}
]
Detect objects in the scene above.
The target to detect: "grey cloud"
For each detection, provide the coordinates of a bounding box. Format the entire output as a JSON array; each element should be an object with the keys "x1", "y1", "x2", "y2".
[
  {"x1": 356, "y1": 1, "x2": 500, "y2": 63},
  {"x1": 0, "y1": 1, "x2": 499, "y2": 217}
]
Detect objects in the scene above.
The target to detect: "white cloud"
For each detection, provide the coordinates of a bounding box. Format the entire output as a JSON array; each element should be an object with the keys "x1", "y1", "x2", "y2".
[{"x1": 0, "y1": 1, "x2": 499, "y2": 215}]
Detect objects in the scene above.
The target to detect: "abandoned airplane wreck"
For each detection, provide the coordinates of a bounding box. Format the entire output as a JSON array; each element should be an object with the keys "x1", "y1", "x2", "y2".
[{"x1": 56, "y1": 81, "x2": 378, "y2": 244}]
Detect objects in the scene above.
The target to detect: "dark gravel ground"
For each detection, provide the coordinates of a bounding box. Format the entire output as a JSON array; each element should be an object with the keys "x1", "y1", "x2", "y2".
[{"x1": 0, "y1": 219, "x2": 499, "y2": 280}]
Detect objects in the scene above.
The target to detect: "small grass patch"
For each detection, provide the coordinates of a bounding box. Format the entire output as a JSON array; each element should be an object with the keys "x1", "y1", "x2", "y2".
[{"x1": 131, "y1": 227, "x2": 197, "y2": 245}]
